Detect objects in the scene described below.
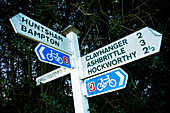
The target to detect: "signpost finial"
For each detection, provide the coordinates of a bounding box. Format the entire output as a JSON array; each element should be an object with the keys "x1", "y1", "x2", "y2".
[{"x1": 61, "y1": 25, "x2": 81, "y2": 36}]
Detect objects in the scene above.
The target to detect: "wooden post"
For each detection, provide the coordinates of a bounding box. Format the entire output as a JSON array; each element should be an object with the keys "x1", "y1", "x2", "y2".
[{"x1": 61, "y1": 25, "x2": 90, "y2": 113}]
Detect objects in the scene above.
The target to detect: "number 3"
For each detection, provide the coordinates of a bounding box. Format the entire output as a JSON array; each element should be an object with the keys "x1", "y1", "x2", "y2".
[{"x1": 140, "y1": 40, "x2": 146, "y2": 46}]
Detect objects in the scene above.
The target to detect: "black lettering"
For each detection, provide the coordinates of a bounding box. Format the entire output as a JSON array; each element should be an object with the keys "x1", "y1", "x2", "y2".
[
  {"x1": 99, "y1": 57, "x2": 103, "y2": 63},
  {"x1": 90, "y1": 60, "x2": 95, "y2": 67},
  {"x1": 126, "y1": 53, "x2": 133, "y2": 60},
  {"x1": 117, "y1": 49, "x2": 122, "y2": 55},
  {"x1": 103, "y1": 55, "x2": 108, "y2": 61},
  {"x1": 143, "y1": 47, "x2": 149, "y2": 54},
  {"x1": 58, "y1": 36, "x2": 63, "y2": 42},
  {"x1": 41, "y1": 26, "x2": 44, "y2": 32},
  {"x1": 49, "y1": 31, "x2": 54, "y2": 37},
  {"x1": 112, "y1": 59, "x2": 117, "y2": 65},
  {"x1": 87, "y1": 62, "x2": 91, "y2": 68},
  {"x1": 34, "y1": 23, "x2": 40, "y2": 30},
  {"x1": 118, "y1": 41, "x2": 123, "y2": 47},
  {"x1": 137, "y1": 32, "x2": 143, "y2": 39},
  {"x1": 29, "y1": 20, "x2": 34, "y2": 27},
  {"x1": 88, "y1": 68, "x2": 92, "y2": 74},
  {"x1": 105, "y1": 61, "x2": 112, "y2": 67},
  {"x1": 57, "y1": 70, "x2": 60, "y2": 74},
  {"x1": 34, "y1": 31, "x2": 40, "y2": 38},
  {"x1": 99, "y1": 49, "x2": 105, "y2": 56},
  {"x1": 105, "y1": 47, "x2": 109, "y2": 53},
  {"x1": 46, "y1": 36, "x2": 49, "y2": 42},
  {"x1": 28, "y1": 28, "x2": 33, "y2": 35},
  {"x1": 22, "y1": 17, "x2": 28, "y2": 24},
  {"x1": 41, "y1": 34, "x2": 45, "y2": 39},
  {"x1": 93, "y1": 53, "x2": 98, "y2": 58},
  {"x1": 45, "y1": 29, "x2": 49, "y2": 35},
  {"x1": 97, "y1": 65, "x2": 101, "y2": 71},
  {"x1": 54, "y1": 34, "x2": 57, "y2": 39},
  {"x1": 117, "y1": 57, "x2": 122, "y2": 64},
  {"x1": 88, "y1": 67, "x2": 97, "y2": 74},
  {"x1": 48, "y1": 74, "x2": 53, "y2": 78},
  {"x1": 121, "y1": 55, "x2": 126, "y2": 62},
  {"x1": 93, "y1": 58, "x2": 100, "y2": 65},
  {"x1": 55, "y1": 40, "x2": 59, "y2": 46},
  {"x1": 101, "y1": 64, "x2": 106, "y2": 69},
  {"x1": 53, "y1": 71, "x2": 57, "y2": 75},
  {"x1": 95, "y1": 51, "x2": 100, "y2": 57},
  {"x1": 21, "y1": 25, "x2": 27, "y2": 32},
  {"x1": 86, "y1": 56, "x2": 91, "y2": 61},
  {"x1": 113, "y1": 43, "x2": 119, "y2": 49},
  {"x1": 50, "y1": 38, "x2": 54, "y2": 44},
  {"x1": 108, "y1": 53, "x2": 113, "y2": 59},
  {"x1": 140, "y1": 40, "x2": 146, "y2": 46},
  {"x1": 112, "y1": 50, "x2": 117, "y2": 57},
  {"x1": 132, "y1": 51, "x2": 137, "y2": 58},
  {"x1": 108, "y1": 45, "x2": 114, "y2": 51},
  {"x1": 122, "y1": 39, "x2": 128, "y2": 45},
  {"x1": 120, "y1": 47, "x2": 126, "y2": 54}
]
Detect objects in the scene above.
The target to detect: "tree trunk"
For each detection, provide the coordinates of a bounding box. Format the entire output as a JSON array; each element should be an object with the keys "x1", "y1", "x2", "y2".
[
  {"x1": 40, "y1": 62, "x2": 44, "y2": 113},
  {"x1": 27, "y1": 53, "x2": 32, "y2": 104},
  {"x1": 10, "y1": 53, "x2": 17, "y2": 100}
]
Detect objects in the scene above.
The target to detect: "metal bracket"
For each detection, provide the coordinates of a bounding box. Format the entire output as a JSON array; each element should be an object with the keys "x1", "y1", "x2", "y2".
[
  {"x1": 71, "y1": 58, "x2": 76, "y2": 69},
  {"x1": 76, "y1": 58, "x2": 86, "y2": 79},
  {"x1": 77, "y1": 58, "x2": 82, "y2": 69},
  {"x1": 82, "y1": 83, "x2": 87, "y2": 96}
]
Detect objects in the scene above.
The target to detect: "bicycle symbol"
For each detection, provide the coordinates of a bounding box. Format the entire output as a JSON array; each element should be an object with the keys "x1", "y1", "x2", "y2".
[
  {"x1": 97, "y1": 75, "x2": 117, "y2": 91},
  {"x1": 46, "y1": 50, "x2": 63, "y2": 64}
]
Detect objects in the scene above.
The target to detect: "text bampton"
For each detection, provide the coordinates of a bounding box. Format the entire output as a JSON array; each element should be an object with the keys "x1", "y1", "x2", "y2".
[{"x1": 9, "y1": 13, "x2": 72, "y2": 55}]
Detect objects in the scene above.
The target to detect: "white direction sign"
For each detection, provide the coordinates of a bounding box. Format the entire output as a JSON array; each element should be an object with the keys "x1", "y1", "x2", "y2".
[
  {"x1": 81, "y1": 27, "x2": 162, "y2": 79},
  {"x1": 9, "y1": 13, "x2": 72, "y2": 55},
  {"x1": 36, "y1": 67, "x2": 71, "y2": 86}
]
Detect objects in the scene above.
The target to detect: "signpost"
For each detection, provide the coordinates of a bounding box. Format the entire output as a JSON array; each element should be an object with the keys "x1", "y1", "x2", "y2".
[
  {"x1": 36, "y1": 67, "x2": 71, "y2": 86},
  {"x1": 80, "y1": 27, "x2": 162, "y2": 79},
  {"x1": 9, "y1": 13, "x2": 72, "y2": 55},
  {"x1": 35, "y1": 43, "x2": 71, "y2": 69},
  {"x1": 10, "y1": 12, "x2": 163, "y2": 113},
  {"x1": 84, "y1": 68, "x2": 128, "y2": 97},
  {"x1": 64, "y1": 28, "x2": 90, "y2": 113}
]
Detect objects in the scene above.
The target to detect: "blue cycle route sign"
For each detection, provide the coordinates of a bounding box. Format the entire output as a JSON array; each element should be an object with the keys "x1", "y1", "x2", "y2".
[
  {"x1": 35, "y1": 43, "x2": 71, "y2": 69},
  {"x1": 85, "y1": 68, "x2": 128, "y2": 97}
]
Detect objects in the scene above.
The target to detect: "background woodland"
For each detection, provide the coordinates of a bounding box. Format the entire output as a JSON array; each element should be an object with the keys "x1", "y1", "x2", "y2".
[{"x1": 0, "y1": 0, "x2": 170, "y2": 112}]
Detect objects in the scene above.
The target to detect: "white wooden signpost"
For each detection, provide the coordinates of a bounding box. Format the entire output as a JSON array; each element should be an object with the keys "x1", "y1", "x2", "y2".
[
  {"x1": 10, "y1": 13, "x2": 163, "y2": 113},
  {"x1": 36, "y1": 67, "x2": 71, "y2": 86},
  {"x1": 9, "y1": 13, "x2": 72, "y2": 55},
  {"x1": 80, "y1": 27, "x2": 162, "y2": 79}
]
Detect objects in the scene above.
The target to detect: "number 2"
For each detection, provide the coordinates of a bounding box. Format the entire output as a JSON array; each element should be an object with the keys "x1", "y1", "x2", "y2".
[
  {"x1": 143, "y1": 47, "x2": 149, "y2": 54},
  {"x1": 137, "y1": 32, "x2": 143, "y2": 39}
]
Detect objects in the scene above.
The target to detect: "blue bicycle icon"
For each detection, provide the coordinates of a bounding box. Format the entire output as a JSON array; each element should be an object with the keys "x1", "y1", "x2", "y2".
[
  {"x1": 46, "y1": 50, "x2": 63, "y2": 64},
  {"x1": 97, "y1": 75, "x2": 117, "y2": 91}
]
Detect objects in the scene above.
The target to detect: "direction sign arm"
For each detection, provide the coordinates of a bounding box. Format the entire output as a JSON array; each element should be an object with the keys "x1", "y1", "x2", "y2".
[{"x1": 10, "y1": 13, "x2": 73, "y2": 55}]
